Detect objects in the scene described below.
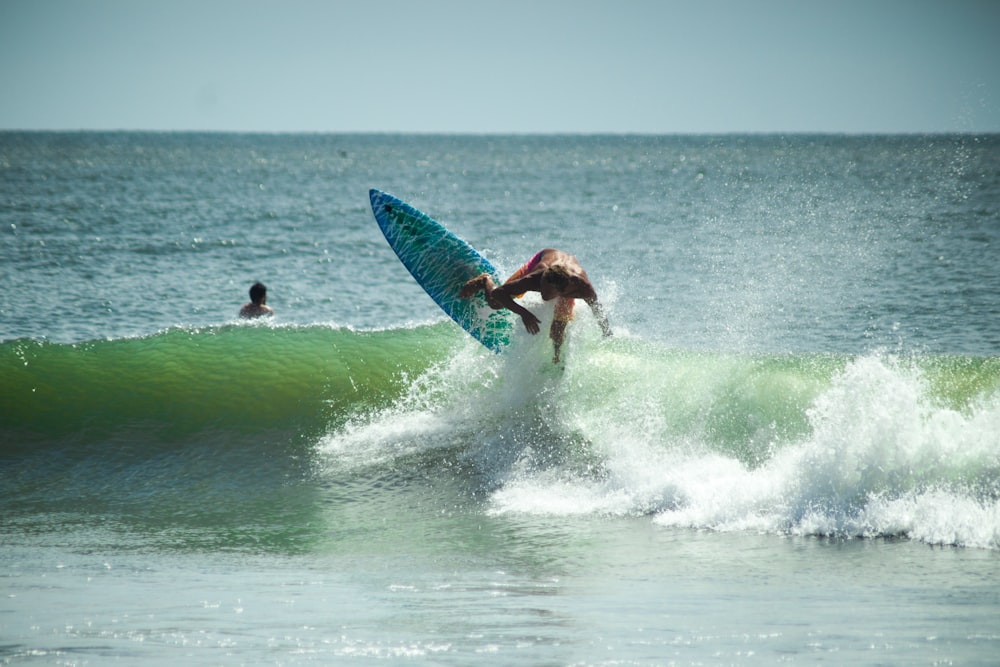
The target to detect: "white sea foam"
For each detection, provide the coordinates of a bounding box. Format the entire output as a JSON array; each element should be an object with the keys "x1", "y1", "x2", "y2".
[{"x1": 487, "y1": 351, "x2": 1000, "y2": 549}]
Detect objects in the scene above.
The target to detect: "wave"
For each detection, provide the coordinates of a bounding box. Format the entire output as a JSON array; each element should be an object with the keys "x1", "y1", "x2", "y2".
[
  {"x1": 0, "y1": 321, "x2": 459, "y2": 447},
  {"x1": 0, "y1": 322, "x2": 459, "y2": 550},
  {"x1": 3, "y1": 322, "x2": 999, "y2": 549}
]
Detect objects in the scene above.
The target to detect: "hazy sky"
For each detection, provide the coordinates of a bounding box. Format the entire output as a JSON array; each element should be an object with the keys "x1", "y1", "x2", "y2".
[{"x1": 2, "y1": 0, "x2": 998, "y2": 133}]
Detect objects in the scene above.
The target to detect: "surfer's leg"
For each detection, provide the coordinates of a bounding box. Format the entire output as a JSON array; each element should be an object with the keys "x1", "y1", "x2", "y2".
[{"x1": 460, "y1": 273, "x2": 494, "y2": 298}]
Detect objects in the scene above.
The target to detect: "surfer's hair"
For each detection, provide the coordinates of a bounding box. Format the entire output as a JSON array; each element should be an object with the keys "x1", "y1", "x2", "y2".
[
  {"x1": 249, "y1": 282, "x2": 267, "y2": 304},
  {"x1": 541, "y1": 264, "x2": 571, "y2": 291}
]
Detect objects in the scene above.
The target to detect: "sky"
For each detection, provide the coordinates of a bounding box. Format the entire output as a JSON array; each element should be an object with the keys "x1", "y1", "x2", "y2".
[{"x1": 1, "y1": 0, "x2": 998, "y2": 134}]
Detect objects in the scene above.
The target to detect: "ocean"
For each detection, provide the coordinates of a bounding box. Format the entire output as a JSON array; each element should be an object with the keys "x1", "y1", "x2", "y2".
[{"x1": 2, "y1": 132, "x2": 999, "y2": 665}]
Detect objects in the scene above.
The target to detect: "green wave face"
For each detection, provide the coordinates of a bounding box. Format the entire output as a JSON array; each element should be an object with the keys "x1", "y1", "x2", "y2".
[{"x1": 0, "y1": 323, "x2": 456, "y2": 444}]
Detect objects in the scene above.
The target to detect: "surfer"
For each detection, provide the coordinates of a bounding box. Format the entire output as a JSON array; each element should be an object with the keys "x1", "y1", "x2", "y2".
[
  {"x1": 461, "y1": 248, "x2": 611, "y2": 363},
  {"x1": 239, "y1": 282, "x2": 274, "y2": 319}
]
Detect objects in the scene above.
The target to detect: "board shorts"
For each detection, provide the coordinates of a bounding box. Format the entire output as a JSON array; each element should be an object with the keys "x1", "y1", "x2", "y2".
[{"x1": 505, "y1": 250, "x2": 575, "y2": 323}]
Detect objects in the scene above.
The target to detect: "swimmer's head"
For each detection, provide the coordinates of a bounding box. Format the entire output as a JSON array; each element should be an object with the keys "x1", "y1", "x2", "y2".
[{"x1": 249, "y1": 282, "x2": 267, "y2": 304}]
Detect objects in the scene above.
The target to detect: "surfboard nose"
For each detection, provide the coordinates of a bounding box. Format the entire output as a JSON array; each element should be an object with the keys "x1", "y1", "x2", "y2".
[{"x1": 369, "y1": 189, "x2": 394, "y2": 215}]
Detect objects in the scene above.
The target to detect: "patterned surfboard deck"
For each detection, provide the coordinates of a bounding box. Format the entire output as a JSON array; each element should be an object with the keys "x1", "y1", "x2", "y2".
[{"x1": 369, "y1": 189, "x2": 515, "y2": 352}]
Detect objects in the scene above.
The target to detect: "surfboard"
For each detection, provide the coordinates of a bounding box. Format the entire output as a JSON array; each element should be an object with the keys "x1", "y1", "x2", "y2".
[{"x1": 369, "y1": 189, "x2": 515, "y2": 352}]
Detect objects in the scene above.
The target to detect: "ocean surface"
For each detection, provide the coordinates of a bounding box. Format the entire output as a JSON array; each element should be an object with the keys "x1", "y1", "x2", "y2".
[{"x1": 2, "y1": 132, "x2": 999, "y2": 665}]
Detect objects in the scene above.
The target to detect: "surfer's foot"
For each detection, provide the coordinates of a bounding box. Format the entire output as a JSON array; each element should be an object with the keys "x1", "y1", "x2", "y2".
[{"x1": 460, "y1": 274, "x2": 491, "y2": 298}]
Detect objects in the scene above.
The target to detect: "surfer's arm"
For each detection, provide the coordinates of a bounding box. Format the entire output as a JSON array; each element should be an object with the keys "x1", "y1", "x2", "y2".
[
  {"x1": 462, "y1": 274, "x2": 541, "y2": 334},
  {"x1": 491, "y1": 285, "x2": 541, "y2": 334},
  {"x1": 586, "y1": 298, "x2": 612, "y2": 337},
  {"x1": 498, "y1": 271, "x2": 543, "y2": 298}
]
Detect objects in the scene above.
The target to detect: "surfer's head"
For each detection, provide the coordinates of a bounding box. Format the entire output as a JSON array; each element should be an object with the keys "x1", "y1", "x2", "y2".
[{"x1": 540, "y1": 264, "x2": 572, "y2": 299}]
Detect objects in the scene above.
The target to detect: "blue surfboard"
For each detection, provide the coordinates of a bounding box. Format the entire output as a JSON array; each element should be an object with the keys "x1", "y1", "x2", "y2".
[{"x1": 369, "y1": 189, "x2": 515, "y2": 352}]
